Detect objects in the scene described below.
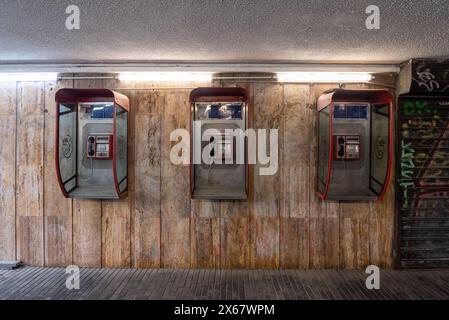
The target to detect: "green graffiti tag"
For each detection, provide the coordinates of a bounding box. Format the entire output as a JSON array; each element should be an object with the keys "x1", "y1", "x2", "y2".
[
  {"x1": 400, "y1": 140, "x2": 416, "y2": 208},
  {"x1": 403, "y1": 100, "x2": 437, "y2": 116}
]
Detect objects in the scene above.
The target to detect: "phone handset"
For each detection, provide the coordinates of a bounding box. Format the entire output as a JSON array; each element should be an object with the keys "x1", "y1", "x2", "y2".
[
  {"x1": 335, "y1": 136, "x2": 347, "y2": 182},
  {"x1": 87, "y1": 136, "x2": 95, "y2": 157},
  {"x1": 334, "y1": 135, "x2": 360, "y2": 160},
  {"x1": 337, "y1": 137, "x2": 345, "y2": 159},
  {"x1": 86, "y1": 135, "x2": 113, "y2": 159}
]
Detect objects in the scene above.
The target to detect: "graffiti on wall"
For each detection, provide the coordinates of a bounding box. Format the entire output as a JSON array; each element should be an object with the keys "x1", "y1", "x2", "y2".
[
  {"x1": 398, "y1": 97, "x2": 449, "y2": 268},
  {"x1": 411, "y1": 59, "x2": 449, "y2": 93}
]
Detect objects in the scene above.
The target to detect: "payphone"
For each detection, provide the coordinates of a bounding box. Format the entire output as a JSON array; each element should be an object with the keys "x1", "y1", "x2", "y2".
[
  {"x1": 317, "y1": 89, "x2": 393, "y2": 201},
  {"x1": 86, "y1": 135, "x2": 113, "y2": 159},
  {"x1": 333, "y1": 135, "x2": 361, "y2": 160},
  {"x1": 190, "y1": 87, "x2": 249, "y2": 200},
  {"x1": 55, "y1": 89, "x2": 129, "y2": 200}
]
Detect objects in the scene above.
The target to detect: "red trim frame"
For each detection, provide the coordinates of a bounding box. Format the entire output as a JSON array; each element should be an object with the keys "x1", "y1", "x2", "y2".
[
  {"x1": 123, "y1": 103, "x2": 129, "y2": 197},
  {"x1": 316, "y1": 89, "x2": 394, "y2": 201},
  {"x1": 55, "y1": 102, "x2": 70, "y2": 198},
  {"x1": 189, "y1": 87, "x2": 249, "y2": 199},
  {"x1": 55, "y1": 88, "x2": 130, "y2": 199},
  {"x1": 245, "y1": 97, "x2": 250, "y2": 198},
  {"x1": 112, "y1": 102, "x2": 129, "y2": 198},
  {"x1": 317, "y1": 103, "x2": 334, "y2": 200},
  {"x1": 189, "y1": 103, "x2": 193, "y2": 197},
  {"x1": 378, "y1": 101, "x2": 394, "y2": 201},
  {"x1": 326, "y1": 103, "x2": 334, "y2": 199},
  {"x1": 112, "y1": 104, "x2": 120, "y2": 197},
  {"x1": 321, "y1": 102, "x2": 334, "y2": 200},
  {"x1": 190, "y1": 87, "x2": 248, "y2": 103}
]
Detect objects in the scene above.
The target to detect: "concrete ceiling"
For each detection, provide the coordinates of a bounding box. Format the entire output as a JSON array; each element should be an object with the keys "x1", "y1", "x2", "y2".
[{"x1": 0, "y1": 0, "x2": 448, "y2": 64}]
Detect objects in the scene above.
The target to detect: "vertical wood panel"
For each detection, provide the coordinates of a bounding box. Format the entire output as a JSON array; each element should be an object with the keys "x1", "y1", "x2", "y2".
[
  {"x1": 339, "y1": 202, "x2": 370, "y2": 269},
  {"x1": 280, "y1": 218, "x2": 309, "y2": 268},
  {"x1": 251, "y1": 83, "x2": 283, "y2": 268},
  {"x1": 16, "y1": 217, "x2": 43, "y2": 265},
  {"x1": 44, "y1": 79, "x2": 73, "y2": 266},
  {"x1": 132, "y1": 215, "x2": 160, "y2": 267},
  {"x1": 280, "y1": 84, "x2": 310, "y2": 268},
  {"x1": 220, "y1": 201, "x2": 249, "y2": 268},
  {"x1": 252, "y1": 83, "x2": 283, "y2": 218},
  {"x1": 16, "y1": 82, "x2": 45, "y2": 266},
  {"x1": 102, "y1": 198, "x2": 131, "y2": 267},
  {"x1": 220, "y1": 217, "x2": 248, "y2": 268},
  {"x1": 251, "y1": 217, "x2": 279, "y2": 268},
  {"x1": 44, "y1": 216, "x2": 72, "y2": 266},
  {"x1": 133, "y1": 113, "x2": 161, "y2": 216},
  {"x1": 370, "y1": 172, "x2": 395, "y2": 268},
  {"x1": 0, "y1": 83, "x2": 17, "y2": 260},
  {"x1": 160, "y1": 90, "x2": 191, "y2": 268},
  {"x1": 309, "y1": 215, "x2": 340, "y2": 268},
  {"x1": 73, "y1": 199, "x2": 102, "y2": 267},
  {"x1": 309, "y1": 218, "x2": 324, "y2": 268},
  {"x1": 0, "y1": 216, "x2": 15, "y2": 260},
  {"x1": 323, "y1": 216, "x2": 340, "y2": 268},
  {"x1": 324, "y1": 200, "x2": 340, "y2": 268},
  {"x1": 191, "y1": 200, "x2": 220, "y2": 268},
  {"x1": 128, "y1": 89, "x2": 162, "y2": 268},
  {"x1": 191, "y1": 216, "x2": 220, "y2": 268}
]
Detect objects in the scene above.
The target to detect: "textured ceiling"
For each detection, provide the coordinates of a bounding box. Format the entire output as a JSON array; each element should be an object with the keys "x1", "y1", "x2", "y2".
[{"x1": 0, "y1": 0, "x2": 448, "y2": 64}]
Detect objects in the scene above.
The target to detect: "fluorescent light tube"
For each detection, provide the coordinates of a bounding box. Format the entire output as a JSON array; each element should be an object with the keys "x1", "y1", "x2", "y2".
[
  {"x1": 276, "y1": 72, "x2": 372, "y2": 83},
  {"x1": 118, "y1": 72, "x2": 213, "y2": 82},
  {"x1": 0, "y1": 73, "x2": 58, "y2": 82}
]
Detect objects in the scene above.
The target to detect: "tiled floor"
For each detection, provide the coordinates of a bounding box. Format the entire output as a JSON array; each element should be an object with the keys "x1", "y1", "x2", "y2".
[{"x1": 1, "y1": 267, "x2": 448, "y2": 300}]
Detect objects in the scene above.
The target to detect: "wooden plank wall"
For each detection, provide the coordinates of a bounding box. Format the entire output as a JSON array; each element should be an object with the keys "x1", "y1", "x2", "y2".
[{"x1": 0, "y1": 75, "x2": 396, "y2": 269}]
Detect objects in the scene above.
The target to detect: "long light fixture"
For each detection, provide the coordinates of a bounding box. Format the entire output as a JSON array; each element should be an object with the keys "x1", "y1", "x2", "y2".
[
  {"x1": 276, "y1": 72, "x2": 373, "y2": 83},
  {"x1": 118, "y1": 72, "x2": 213, "y2": 82},
  {"x1": 0, "y1": 73, "x2": 58, "y2": 82}
]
